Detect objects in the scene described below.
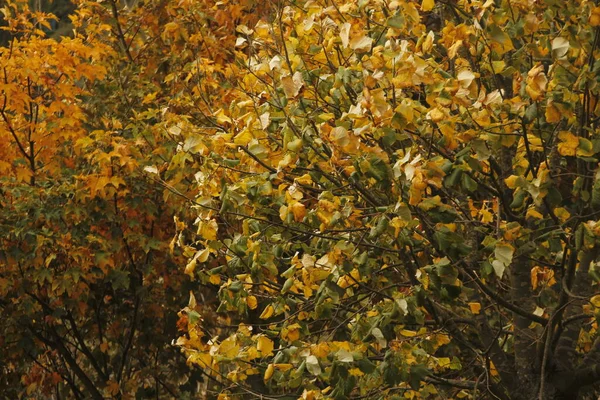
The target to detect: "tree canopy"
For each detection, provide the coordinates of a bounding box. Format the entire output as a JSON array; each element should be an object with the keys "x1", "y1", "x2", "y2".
[{"x1": 2, "y1": 0, "x2": 600, "y2": 399}]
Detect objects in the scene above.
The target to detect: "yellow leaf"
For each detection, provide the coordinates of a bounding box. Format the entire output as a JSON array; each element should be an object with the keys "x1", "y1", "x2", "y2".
[
  {"x1": 526, "y1": 64, "x2": 547, "y2": 101},
  {"x1": 340, "y1": 22, "x2": 351, "y2": 48},
  {"x1": 490, "y1": 360, "x2": 499, "y2": 377},
  {"x1": 349, "y1": 34, "x2": 373, "y2": 52},
  {"x1": 279, "y1": 205, "x2": 289, "y2": 221},
  {"x1": 295, "y1": 174, "x2": 313, "y2": 185},
  {"x1": 259, "y1": 304, "x2": 274, "y2": 319},
  {"x1": 264, "y1": 364, "x2": 274, "y2": 381},
  {"x1": 457, "y1": 70, "x2": 475, "y2": 88},
  {"x1": 591, "y1": 6, "x2": 600, "y2": 26},
  {"x1": 209, "y1": 274, "x2": 221, "y2": 285},
  {"x1": 531, "y1": 266, "x2": 541, "y2": 290},
  {"x1": 557, "y1": 131, "x2": 579, "y2": 156},
  {"x1": 427, "y1": 108, "x2": 446, "y2": 122},
  {"x1": 290, "y1": 202, "x2": 307, "y2": 222},
  {"x1": 214, "y1": 108, "x2": 232, "y2": 125},
  {"x1": 490, "y1": 28, "x2": 514, "y2": 56},
  {"x1": 422, "y1": 31, "x2": 434, "y2": 52},
  {"x1": 298, "y1": 311, "x2": 309, "y2": 320},
  {"x1": 197, "y1": 219, "x2": 218, "y2": 240},
  {"x1": 480, "y1": 208, "x2": 494, "y2": 224},
  {"x1": 526, "y1": 209, "x2": 544, "y2": 220},
  {"x1": 187, "y1": 352, "x2": 212, "y2": 368},
  {"x1": 233, "y1": 128, "x2": 253, "y2": 146},
  {"x1": 198, "y1": 248, "x2": 210, "y2": 262},
  {"x1": 468, "y1": 302, "x2": 481, "y2": 314},
  {"x1": 274, "y1": 363, "x2": 293, "y2": 371},
  {"x1": 257, "y1": 335, "x2": 274, "y2": 356},
  {"x1": 551, "y1": 37, "x2": 569, "y2": 59},
  {"x1": 142, "y1": 92, "x2": 158, "y2": 104},
  {"x1": 246, "y1": 295, "x2": 258, "y2": 310},
  {"x1": 15, "y1": 167, "x2": 33, "y2": 183},
  {"x1": 491, "y1": 60, "x2": 505, "y2": 73},
  {"x1": 437, "y1": 357, "x2": 451, "y2": 368},
  {"x1": 400, "y1": 329, "x2": 417, "y2": 337},
  {"x1": 218, "y1": 337, "x2": 240, "y2": 358},
  {"x1": 336, "y1": 275, "x2": 353, "y2": 289},
  {"x1": 184, "y1": 257, "x2": 198, "y2": 279},
  {"x1": 554, "y1": 207, "x2": 570, "y2": 223},
  {"x1": 577, "y1": 137, "x2": 594, "y2": 157},
  {"x1": 281, "y1": 72, "x2": 304, "y2": 98},
  {"x1": 421, "y1": 0, "x2": 435, "y2": 11},
  {"x1": 311, "y1": 342, "x2": 331, "y2": 358},
  {"x1": 448, "y1": 40, "x2": 463, "y2": 59},
  {"x1": 282, "y1": 323, "x2": 301, "y2": 342},
  {"x1": 434, "y1": 334, "x2": 451, "y2": 346}
]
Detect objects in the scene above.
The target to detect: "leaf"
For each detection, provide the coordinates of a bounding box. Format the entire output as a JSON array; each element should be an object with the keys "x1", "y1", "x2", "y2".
[
  {"x1": 340, "y1": 23, "x2": 351, "y2": 48},
  {"x1": 457, "y1": 70, "x2": 475, "y2": 88},
  {"x1": 264, "y1": 364, "x2": 274, "y2": 381},
  {"x1": 187, "y1": 352, "x2": 212, "y2": 368},
  {"x1": 257, "y1": 336, "x2": 274, "y2": 356},
  {"x1": 489, "y1": 26, "x2": 514, "y2": 55},
  {"x1": 350, "y1": 34, "x2": 373, "y2": 52},
  {"x1": 526, "y1": 64, "x2": 547, "y2": 101},
  {"x1": 246, "y1": 295, "x2": 258, "y2": 310},
  {"x1": 290, "y1": 202, "x2": 307, "y2": 222},
  {"x1": 526, "y1": 209, "x2": 544, "y2": 220},
  {"x1": 557, "y1": 131, "x2": 579, "y2": 156},
  {"x1": 184, "y1": 248, "x2": 210, "y2": 278},
  {"x1": 495, "y1": 244, "x2": 514, "y2": 266},
  {"x1": 281, "y1": 72, "x2": 304, "y2": 98},
  {"x1": 337, "y1": 349, "x2": 354, "y2": 363},
  {"x1": 144, "y1": 165, "x2": 159, "y2": 175},
  {"x1": 218, "y1": 337, "x2": 240, "y2": 358},
  {"x1": 591, "y1": 6, "x2": 600, "y2": 26},
  {"x1": 468, "y1": 302, "x2": 481, "y2": 314},
  {"x1": 197, "y1": 219, "x2": 218, "y2": 240},
  {"x1": 396, "y1": 298, "x2": 409, "y2": 315},
  {"x1": 551, "y1": 37, "x2": 569, "y2": 59},
  {"x1": 492, "y1": 260, "x2": 506, "y2": 279},
  {"x1": 409, "y1": 364, "x2": 430, "y2": 390},
  {"x1": 306, "y1": 355, "x2": 322, "y2": 375},
  {"x1": 259, "y1": 304, "x2": 274, "y2": 319},
  {"x1": 371, "y1": 328, "x2": 387, "y2": 348},
  {"x1": 421, "y1": 0, "x2": 435, "y2": 11},
  {"x1": 400, "y1": 329, "x2": 418, "y2": 337}
]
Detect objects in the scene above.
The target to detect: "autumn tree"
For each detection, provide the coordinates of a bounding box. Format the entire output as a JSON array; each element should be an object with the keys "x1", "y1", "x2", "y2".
[
  {"x1": 161, "y1": 0, "x2": 600, "y2": 399},
  {"x1": 0, "y1": 1, "x2": 201, "y2": 398}
]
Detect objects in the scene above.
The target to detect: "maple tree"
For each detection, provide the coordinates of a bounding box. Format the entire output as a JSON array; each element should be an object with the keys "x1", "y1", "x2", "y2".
[{"x1": 0, "y1": 1, "x2": 201, "y2": 398}]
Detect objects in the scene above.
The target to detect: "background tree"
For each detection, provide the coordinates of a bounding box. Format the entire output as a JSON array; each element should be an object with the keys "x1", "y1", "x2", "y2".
[{"x1": 0, "y1": 1, "x2": 197, "y2": 398}]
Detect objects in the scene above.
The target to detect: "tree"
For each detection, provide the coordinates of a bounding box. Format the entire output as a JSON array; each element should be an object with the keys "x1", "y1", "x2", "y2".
[
  {"x1": 164, "y1": 0, "x2": 600, "y2": 399},
  {"x1": 0, "y1": 1, "x2": 197, "y2": 398}
]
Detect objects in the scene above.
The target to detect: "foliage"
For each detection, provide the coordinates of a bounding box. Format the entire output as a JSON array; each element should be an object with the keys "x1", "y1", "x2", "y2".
[
  {"x1": 164, "y1": 0, "x2": 600, "y2": 399},
  {"x1": 4, "y1": 0, "x2": 600, "y2": 399},
  {"x1": 0, "y1": 1, "x2": 195, "y2": 398}
]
